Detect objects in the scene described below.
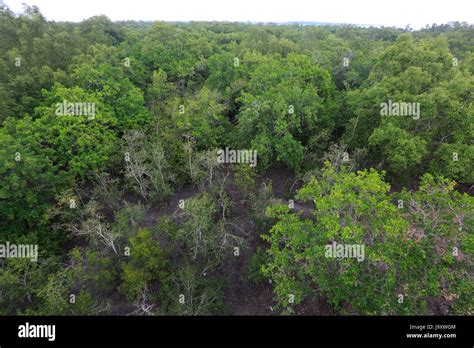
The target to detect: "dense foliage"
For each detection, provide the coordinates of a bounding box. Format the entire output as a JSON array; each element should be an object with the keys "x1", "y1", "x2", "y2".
[{"x1": 0, "y1": 5, "x2": 472, "y2": 315}]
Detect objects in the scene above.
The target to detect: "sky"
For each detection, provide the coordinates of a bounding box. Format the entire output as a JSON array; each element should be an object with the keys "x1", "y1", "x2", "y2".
[{"x1": 3, "y1": 0, "x2": 473, "y2": 29}]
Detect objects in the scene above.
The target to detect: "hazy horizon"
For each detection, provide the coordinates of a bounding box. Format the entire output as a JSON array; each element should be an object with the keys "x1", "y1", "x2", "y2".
[{"x1": 3, "y1": 0, "x2": 473, "y2": 29}]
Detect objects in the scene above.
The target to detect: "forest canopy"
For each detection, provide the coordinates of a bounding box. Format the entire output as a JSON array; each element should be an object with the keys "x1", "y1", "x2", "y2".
[{"x1": 0, "y1": 5, "x2": 472, "y2": 315}]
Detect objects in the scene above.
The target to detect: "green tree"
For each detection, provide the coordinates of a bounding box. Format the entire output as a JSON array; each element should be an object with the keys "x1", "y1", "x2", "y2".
[
  {"x1": 262, "y1": 164, "x2": 473, "y2": 314},
  {"x1": 120, "y1": 228, "x2": 170, "y2": 301},
  {"x1": 160, "y1": 263, "x2": 225, "y2": 315}
]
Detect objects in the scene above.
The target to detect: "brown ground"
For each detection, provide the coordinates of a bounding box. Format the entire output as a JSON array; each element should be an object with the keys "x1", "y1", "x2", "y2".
[{"x1": 139, "y1": 165, "x2": 333, "y2": 315}]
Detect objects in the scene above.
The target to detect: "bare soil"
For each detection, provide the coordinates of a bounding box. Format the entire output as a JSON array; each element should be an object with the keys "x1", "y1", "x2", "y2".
[{"x1": 140, "y1": 165, "x2": 334, "y2": 315}]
